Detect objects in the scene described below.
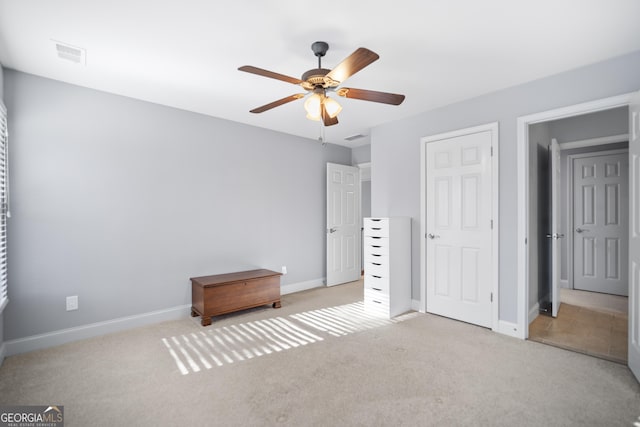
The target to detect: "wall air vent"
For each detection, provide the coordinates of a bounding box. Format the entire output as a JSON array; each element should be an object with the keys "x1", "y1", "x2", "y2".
[
  {"x1": 52, "y1": 40, "x2": 86, "y2": 65},
  {"x1": 344, "y1": 134, "x2": 367, "y2": 142}
]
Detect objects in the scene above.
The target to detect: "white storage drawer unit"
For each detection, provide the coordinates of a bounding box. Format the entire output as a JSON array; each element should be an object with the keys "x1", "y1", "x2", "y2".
[{"x1": 363, "y1": 217, "x2": 411, "y2": 318}]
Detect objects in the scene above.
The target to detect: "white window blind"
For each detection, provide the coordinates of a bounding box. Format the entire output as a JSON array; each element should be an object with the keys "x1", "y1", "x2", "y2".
[{"x1": 0, "y1": 101, "x2": 8, "y2": 312}]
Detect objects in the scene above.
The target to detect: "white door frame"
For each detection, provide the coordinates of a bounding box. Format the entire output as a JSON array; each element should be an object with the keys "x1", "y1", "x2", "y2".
[
  {"x1": 516, "y1": 92, "x2": 634, "y2": 339},
  {"x1": 420, "y1": 122, "x2": 500, "y2": 331},
  {"x1": 567, "y1": 148, "x2": 629, "y2": 292}
]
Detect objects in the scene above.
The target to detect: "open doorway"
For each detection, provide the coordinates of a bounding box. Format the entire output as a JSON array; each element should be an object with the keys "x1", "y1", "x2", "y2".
[
  {"x1": 359, "y1": 162, "x2": 371, "y2": 275},
  {"x1": 525, "y1": 106, "x2": 629, "y2": 363}
]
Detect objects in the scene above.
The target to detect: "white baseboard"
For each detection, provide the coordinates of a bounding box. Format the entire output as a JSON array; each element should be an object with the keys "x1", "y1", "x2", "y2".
[
  {"x1": 281, "y1": 278, "x2": 325, "y2": 295},
  {"x1": 496, "y1": 320, "x2": 525, "y2": 339},
  {"x1": 4, "y1": 277, "x2": 327, "y2": 357},
  {"x1": 411, "y1": 299, "x2": 421, "y2": 311},
  {"x1": 560, "y1": 279, "x2": 569, "y2": 289},
  {"x1": 529, "y1": 302, "x2": 540, "y2": 325},
  {"x1": 4, "y1": 304, "x2": 192, "y2": 357}
]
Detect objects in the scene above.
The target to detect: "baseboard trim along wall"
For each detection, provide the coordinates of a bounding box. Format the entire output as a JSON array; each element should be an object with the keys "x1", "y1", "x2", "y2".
[
  {"x1": 497, "y1": 320, "x2": 524, "y2": 339},
  {"x1": 4, "y1": 304, "x2": 193, "y2": 357},
  {"x1": 529, "y1": 302, "x2": 540, "y2": 325},
  {"x1": 411, "y1": 299, "x2": 420, "y2": 312},
  {"x1": 280, "y1": 278, "x2": 325, "y2": 295},
  {"x1": 4, "y1": 277, "x2": 327, "y2": 356}
]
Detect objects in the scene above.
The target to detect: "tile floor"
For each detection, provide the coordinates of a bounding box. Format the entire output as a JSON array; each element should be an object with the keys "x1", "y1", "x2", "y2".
[{"x1": 529, "y1": 303, "x2": 628, "y2": 364}]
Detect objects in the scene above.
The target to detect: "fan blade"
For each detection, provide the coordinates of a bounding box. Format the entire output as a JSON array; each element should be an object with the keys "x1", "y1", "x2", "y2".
[
  {"x1": 321, "y1": 103, "x2": 339, "y2": 127},
  {"x1": 239, "y1": 65, "x2": 304, "y2": 85},
  {"x1": 250, "y1": 94, "x2": 305, "y2": 113},
  {"x1": 337, "y1": 87, "x2": 405, "y2": 105},
  {"x1": 325, "y1": 48, "x2": 379, "y2": 84}
]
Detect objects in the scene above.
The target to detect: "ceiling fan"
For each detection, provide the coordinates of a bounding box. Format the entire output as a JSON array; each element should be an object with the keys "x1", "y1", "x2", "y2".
[{"x1": 238, "y1": 41, "x2": 405, "y2": 127}]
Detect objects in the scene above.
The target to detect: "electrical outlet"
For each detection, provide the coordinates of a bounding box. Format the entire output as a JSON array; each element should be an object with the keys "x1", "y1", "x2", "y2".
[
  {"x1": 66, "y1": 295, "x2": 78, "y2": 311},
  {"x1": 281, "y1": 266, "x2": 287, "y2": 275}
]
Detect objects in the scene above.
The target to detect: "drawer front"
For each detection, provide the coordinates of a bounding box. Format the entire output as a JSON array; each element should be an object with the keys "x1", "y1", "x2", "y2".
[
  {"x1": 364, "y1": 251, "x2": 388, "y2": 264},
  {"x1": 363, "y1": 218, "x2": 389, "y2": 237},
  {"x1": 365, "y1": 260, "x2": 389, "y2": 277},
  {"x1": 364, "y1": 274, "x2": 390, "y2": 293},
  {"x1": 363, "y1": 236, "x2": 390, "y2": 255},
  {"x1": 364, "y1": 290, "x2": 390, "y2": 317}
]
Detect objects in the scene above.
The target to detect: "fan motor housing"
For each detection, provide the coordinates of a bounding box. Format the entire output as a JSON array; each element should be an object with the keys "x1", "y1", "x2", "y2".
[{"x1": 302, "y1": 68, "x2": 331, "y2": 86}]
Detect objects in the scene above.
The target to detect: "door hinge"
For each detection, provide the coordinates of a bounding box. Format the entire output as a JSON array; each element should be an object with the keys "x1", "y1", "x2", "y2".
[
  {"x1": 490, "y1": 219, "x2": 493, "y2": 229},
  {"x1": 490, "y1": 292, "x2": 493, "y2": 302},
  {"x1": 490, "y1": 146, "x2": 493, "y2": 156}
]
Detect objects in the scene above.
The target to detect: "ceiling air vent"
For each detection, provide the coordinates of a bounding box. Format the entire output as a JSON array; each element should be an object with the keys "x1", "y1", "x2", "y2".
[
  {"x1": 344, "y1": 134, "x2": 367, "y2": 142},
  {"x1": 52, "y1": 40, "x2": 86, "y2": 65}
]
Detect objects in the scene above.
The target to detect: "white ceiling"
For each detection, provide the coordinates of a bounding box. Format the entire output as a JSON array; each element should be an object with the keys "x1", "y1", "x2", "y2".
[{"x1": 1, "y1": 1, "x2": 639, "y2": 147}]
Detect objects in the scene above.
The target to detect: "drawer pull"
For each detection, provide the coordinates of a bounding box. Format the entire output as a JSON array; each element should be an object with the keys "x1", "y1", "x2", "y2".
[
  {"x1": 371, "y1": 237, "x2": 381, "y2": 240},
  {"x1": 372, "y1": 287, "x2": 382, "y2": 291},
  {"x1": 371, "y1": 254, "x2": 381, "y2": 257},
  {"x1": 372, "y1": 262, "x2": 381, "y2": 266},
  {"x1": 373, "y1": 300, "x2": 382, "y2": 304},
  {"x1": 372, "y1": 245, "x2": 381, "y2": 248},
  {"x1": 371, "y1": 219, "x2": 381, "y2": 222},
  {"x1": 372, "y1": 227, "x2": 381, "y2": 230},
  {"x1": 372, "y1": 275, "x2": 381, "y2": 278}
]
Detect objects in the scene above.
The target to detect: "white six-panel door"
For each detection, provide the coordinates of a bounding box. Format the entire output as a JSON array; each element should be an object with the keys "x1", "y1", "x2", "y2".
[
  {"x1": 572, "y1": 152, "x2": 629, "y2": 296},
  {"x1": 550, "y1": 139, "x2": 563, "y2": 317},
  {"x1": 628, "y1": 91, "x2": 640, "y2": 382},
  {"x1": 425, "y1": 128, "x2": 494, "y2": 328},
  {"x1": 326, "y1": 163, "x2": 361, "y2": 287}
]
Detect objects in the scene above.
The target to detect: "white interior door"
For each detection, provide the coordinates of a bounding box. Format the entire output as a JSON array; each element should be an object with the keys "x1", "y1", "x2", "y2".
[
  {"x1": 426, "y1": 129, "x2": 494, "y2": 328},
  {"x1": 628, "y1": 90, "x2": 640, "y2": 382},
  {"x1": 326, "y1": 163, "x2": 360, "y2": 286},
  {"x1": 550, "y1": 139, "x2": 563, "y2": 317},
  {"x1": 572, "y1": 152, "x2": 628, "y2": 296}
]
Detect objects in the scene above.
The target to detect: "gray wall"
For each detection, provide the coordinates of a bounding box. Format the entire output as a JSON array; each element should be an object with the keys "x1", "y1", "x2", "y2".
[
  {"x1": 4, "y1": 69, "x2": 351, "y2": 341},
  {"x1": 371, "y1": 50, "x2": 640, "y2": 324},
  {"x1": 361, "y1": 181, "x2": 372, "y2": 219},
  {"x1": 351, "y1": 144, "x2": 371, "y2": 165},
  {"x1": 549, "y1": 107, "x2": 628, "y2": 143}
]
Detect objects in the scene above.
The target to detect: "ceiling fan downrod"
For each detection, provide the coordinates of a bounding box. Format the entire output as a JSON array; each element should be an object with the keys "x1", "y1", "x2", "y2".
[{"x1": 311, "y1": 41, "x2": 329, "y2": 69}]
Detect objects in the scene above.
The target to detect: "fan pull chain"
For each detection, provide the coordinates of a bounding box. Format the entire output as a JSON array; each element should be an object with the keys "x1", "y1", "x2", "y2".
[{"x1": 318, "y1": 120, "x2": 327, "y2": 146}]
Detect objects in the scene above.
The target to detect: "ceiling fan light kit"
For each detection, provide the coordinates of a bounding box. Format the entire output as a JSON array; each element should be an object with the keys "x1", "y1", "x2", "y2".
[
  {"x1": 304, "y1": 92, "x2": 342, "y2": 121},
  {"x1": 238, "y1": 41, "x2": 405, "y2": 128}
]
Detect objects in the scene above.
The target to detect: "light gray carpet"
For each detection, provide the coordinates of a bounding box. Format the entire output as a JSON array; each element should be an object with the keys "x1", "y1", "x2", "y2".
[{"x1": 1, "y1": 280, "x2": 639, "y2": 426}]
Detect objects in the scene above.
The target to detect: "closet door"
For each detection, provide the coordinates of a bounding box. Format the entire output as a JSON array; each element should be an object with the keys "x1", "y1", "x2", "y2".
[{"x1": 326, "y1": 163, "x2": 360, "y2": 286}]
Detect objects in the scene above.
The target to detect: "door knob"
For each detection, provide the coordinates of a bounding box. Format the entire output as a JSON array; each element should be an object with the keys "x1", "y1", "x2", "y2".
[
  {"x1": 546, "y1": 233, "x2": 566, "y2": 239},
  {"x1": 427, "y1": 233, "x2": 440, "y2": 240},
  {"x1": 575, "y1": 228, "x2": 587, "y2": 233},
  {"x1": 328, "y1": 227, "x2": 337, "y2": 234}
]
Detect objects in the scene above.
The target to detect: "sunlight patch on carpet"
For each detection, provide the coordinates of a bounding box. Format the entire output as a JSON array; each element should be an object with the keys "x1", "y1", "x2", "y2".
[{"x1": 162, "y1": 301, "x2": 420, "y2": 374}]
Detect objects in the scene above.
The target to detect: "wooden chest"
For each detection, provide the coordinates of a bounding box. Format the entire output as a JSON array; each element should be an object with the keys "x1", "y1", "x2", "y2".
[{"x1": 190, "y1": 269, "x2": 282, "y2": 326}]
